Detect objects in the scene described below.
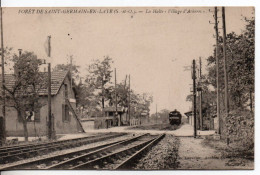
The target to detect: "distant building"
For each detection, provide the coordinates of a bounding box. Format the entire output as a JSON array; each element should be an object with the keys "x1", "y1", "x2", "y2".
[
  {"x1": 184, "y1": 111, "x2": 193, "y2": 126},
  {"x1": 0, "y1": 70, "x2": 84, "y2": 137},
  {"x1": 93, "y1": 106, "x2": 128, "y2": 129}
]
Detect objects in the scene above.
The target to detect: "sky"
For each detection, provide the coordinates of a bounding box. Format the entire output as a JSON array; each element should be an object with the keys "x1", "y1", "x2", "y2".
[{"x1": 1, "y1": 7, "x2": 254, "y2": 115}]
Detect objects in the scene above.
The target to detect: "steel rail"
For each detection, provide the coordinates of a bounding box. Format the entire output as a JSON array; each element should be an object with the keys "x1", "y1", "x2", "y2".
[
  {"x1": 0, "y1": 132, "x2": 115, "y2": 152},
  {"x1": 0, "y1": 133, "x2": 126, "y2": 164},
  {"x1": 70, "y1": 134, "x2": 162, "y2": 170},
  {"x1": 115, "y1": 134, "x2": 165, "y2": 169},
  {"x1": 45, "y1": 133, "x2": 149, "y2": 169},
  {"x1": 0, "y1": 137, "x2": 130, "y2": 170},
  {"x1": 0, "y1": 133, "x2": 122, "y2": 157}
]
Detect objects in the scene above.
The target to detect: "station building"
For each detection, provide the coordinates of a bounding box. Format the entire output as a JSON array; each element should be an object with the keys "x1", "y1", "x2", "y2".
[{"x1": 0, "y1": 70, "x2": 84, "y2": 137}]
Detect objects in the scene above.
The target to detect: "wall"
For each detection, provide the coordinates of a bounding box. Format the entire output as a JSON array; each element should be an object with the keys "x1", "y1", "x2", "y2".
[
  {"x1": 3, "y1": 98, "x2": 48, "y2": 137},
  {"x1": 2, "y1": 75, "x2": 79, "y2": 137},
  {"x1": 81, "y1": 120, "x2": 95, "y2": 130},
  {"x1": 51, "y1": 75, "x2": 79, "y2": 134}
]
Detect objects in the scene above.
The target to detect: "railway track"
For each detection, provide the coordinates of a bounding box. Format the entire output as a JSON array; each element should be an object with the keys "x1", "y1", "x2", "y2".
[
  {"x1": 0, "y1": 132, "x2": 126, "y2": 165},
  {"x1": 0, "y1": 133, "x2": 165, "y2": 170}
]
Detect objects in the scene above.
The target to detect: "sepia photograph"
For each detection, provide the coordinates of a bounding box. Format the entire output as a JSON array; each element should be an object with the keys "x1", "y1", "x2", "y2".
[{"x1": 0, "y1": 4, "x2": 255, "y2": 171}]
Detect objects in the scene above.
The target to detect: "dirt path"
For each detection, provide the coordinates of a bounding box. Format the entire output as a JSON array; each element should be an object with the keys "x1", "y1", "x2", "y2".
[{"x1": 178, "y1": 137, "x2": 254, "y2": 170}]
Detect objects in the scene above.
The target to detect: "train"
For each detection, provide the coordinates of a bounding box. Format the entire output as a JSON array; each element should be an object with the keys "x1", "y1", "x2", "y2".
[{"x1": 169, "y1": 109, "x2": 182, "y2": 125}]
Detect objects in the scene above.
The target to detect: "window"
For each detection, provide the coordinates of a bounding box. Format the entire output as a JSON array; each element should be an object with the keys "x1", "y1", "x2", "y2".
[
  {"x1": 25, "y1": 109, "x2": 40, "y2": 122},
  {"x1": 62, "y1": 104, "x2": 70, "y2": 122}
]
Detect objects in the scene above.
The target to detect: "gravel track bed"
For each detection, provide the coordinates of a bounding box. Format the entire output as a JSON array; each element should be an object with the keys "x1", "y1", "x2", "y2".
[
  {"x1": 133, "y1": 134, "x2": 179, "y2": 169},
  {"x1": 0, "y1": 133, "x2": 138, "y2": 169}
]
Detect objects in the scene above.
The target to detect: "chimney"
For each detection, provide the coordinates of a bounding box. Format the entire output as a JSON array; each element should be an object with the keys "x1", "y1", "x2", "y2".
[{"x1": 14, "y1": 49, "x2": 22, "y2": 75}]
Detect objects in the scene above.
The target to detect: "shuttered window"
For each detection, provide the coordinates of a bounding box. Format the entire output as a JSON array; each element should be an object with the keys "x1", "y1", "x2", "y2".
[
  {"x1": 62, "y1": 104, "x2": 70, "y2": 122},
  {"x1": 65, "y1": 105, "x2": 69, "y2": 121}
]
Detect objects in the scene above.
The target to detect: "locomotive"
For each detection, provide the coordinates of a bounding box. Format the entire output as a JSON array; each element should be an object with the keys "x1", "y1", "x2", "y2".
[{"x1": 169, "y1": 109, "x2": 182, "y2": 125}]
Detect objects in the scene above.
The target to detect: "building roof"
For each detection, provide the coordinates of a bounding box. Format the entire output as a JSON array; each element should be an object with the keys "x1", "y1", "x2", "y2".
[
  {"x1": 0, "y1": 70, "x2": 69, "y2": 96},
  {"x1": 104, "y1": 106, "x2": 124, "y2": 112},
  {"x1": 184, "y1": 111, "x2": 193, "y2": 117}
]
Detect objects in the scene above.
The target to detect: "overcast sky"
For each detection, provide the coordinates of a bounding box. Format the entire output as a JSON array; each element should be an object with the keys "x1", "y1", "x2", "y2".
[{"x1": 2, "y1": 7, "x2": 254, "y2": 114}]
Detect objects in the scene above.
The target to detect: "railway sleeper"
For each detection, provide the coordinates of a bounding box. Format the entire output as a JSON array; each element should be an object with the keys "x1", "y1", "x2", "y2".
[
  {"x1": 71, "y1": 137, "x2": 155, "y2": 169},
  {"x1": 0, "y1": 134, "x2": 125, "y2": 165}
]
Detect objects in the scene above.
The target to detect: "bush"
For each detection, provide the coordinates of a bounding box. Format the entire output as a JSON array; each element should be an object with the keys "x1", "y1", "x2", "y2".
[{"x1": 222, "y1": 109, "x2": 254, "y2": 150}]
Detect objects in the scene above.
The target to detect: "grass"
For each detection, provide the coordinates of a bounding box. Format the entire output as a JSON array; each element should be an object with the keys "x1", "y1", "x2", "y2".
[{"x1": 202, "y1": 137, "x2": 254, "y2": 161}]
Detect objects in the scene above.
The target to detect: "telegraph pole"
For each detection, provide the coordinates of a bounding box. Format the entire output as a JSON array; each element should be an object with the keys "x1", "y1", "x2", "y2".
[
  {"x1": 47, "y1": 35, "x2": 54, "y2": 140},
  {"x1": 222, "y1": 7, "x2": 229, "y2": 114},
  {"x1": 70, "y1": 56, "x2": 73, "y2": 89},
  {"x1": 115, "y1": 68, "x2": 120, "y2": 126},
  {"x1": 192, "y1": 60, "x2": 197, "y2": 138},
  {"x1": 214, "y1": 7, "x2": 221, "y2": 135},
  {"x1": 199, "y1": 57, "x2": 203, "y2": 130},
  {"x1": 156, "y1": 104, "x2": 158, "y2": 124},
  {"x1": 0, "y1": 5, "x2": 6, "y2": 145},
  {"x1": 128, "y1": 74, "x2": 131, "y2": 125}
]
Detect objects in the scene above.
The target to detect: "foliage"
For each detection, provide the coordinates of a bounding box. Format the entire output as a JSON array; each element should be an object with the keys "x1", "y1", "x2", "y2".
[
  {"x1": 74, "y1": 80, "x2": 101, "y2": 117},
  {"x1": 130, "y1": 92, "x2": 153, "y2": 119},
  {"x1": 85, "y1": 56, "x2": 113, "y2": 109},
  {"x1": 186, "y1": 17, "x2": 254, "y2": 149},
  {"x1": 222, "y1": 110, "x2": 254, "y2": 150},
  {"x1": 53, "y1": 55, "x2": 81, "y2": 81},
  {"x1": 150, "y1": 109, "x2": 171, "y2": 124},
  {"x1": 205, "y1": 17, "x2": 254, "y2": 111},
  {"x1": 4, "y1": 52, "x2": 46, "y2": 141}
]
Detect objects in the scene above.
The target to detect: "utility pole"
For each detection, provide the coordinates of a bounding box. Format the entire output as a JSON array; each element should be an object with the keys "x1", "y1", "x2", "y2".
[
  {"x1": 192, "y1": 60, "x2": 197, "y2": 138},
  {"x1": 156, "y1": 104, "x2": 158, "y2": 124},
  {"x1": 70, "y1": 56, "x2": 73, "y2": 89},
  {"x1": 0, "y1": 5, "x2": 5, "y2": 145},
  {"x1": 101, "y1": 77, "x2": 105, "y2": 114},
  {"x1": 128, "y1": 74, "x2": 131, "y2": 125},
  {"x1": 199, "y1": 57, "x2": 203, "y2": 130},
  {"x1": 115, "y1": 68, "x2": 119, "y2": 126},
  {"x1": 214, "y1": 7, "x2": 221, "y2": 135},
  {"x1": 47, "y1": 35, "x2": 55, "y2": 140},
  {"x1": 222, "y1": 7, "x2": 229, "y2": 114}
]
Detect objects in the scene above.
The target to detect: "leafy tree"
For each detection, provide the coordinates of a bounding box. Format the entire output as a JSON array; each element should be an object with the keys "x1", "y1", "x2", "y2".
[
  {"x1": 130, "y1": 92, "x2": 153, "y2": 119},
  {"x1": 4, "y1": 52, "x2": 46, "y2": 141},
  {"x1": 188, "y1": 17, "x2": 255, "y2": 132},
  {"x1": 107, "y1": 79, "x2": 129, "y2": 109},
  {"x1": 74, "y1": 79, "x2": 101, "y2": 117},
  {"x1": 206, "y1": 17, "x2": 254, "y2": 111},
  {"x1": 85, "y1": 56, "x2": 113, "y2": 110},
  {"x1": 53, "y1": 55, "x2": 80, "y2": 82}
]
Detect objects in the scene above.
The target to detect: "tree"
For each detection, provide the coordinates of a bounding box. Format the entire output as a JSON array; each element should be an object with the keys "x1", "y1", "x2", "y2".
[
  {"x1": 188, "y1": 17, "x2": 255, "y2": 131},
  {"x1": 206, "y1": 17, "x2": 255, "y2": 111},
  {"x1": 74, "y1": 79, "x2": 101, "y2": 117},
  {"x1": 53, "y1": 55, "x2": 81, "y2": 82},
  {"x1": 129, "y1": 92, "x2": 153, "y2": 119},
  {"x1": 4, "y1": 52, "x2": 46, "y2": 141},
  {"x1": 107, "y1": 80, "x2": 129, "y2": 109},
  {"x1": 85, "y1": 56, "x2": 113, "y2": 110}
]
